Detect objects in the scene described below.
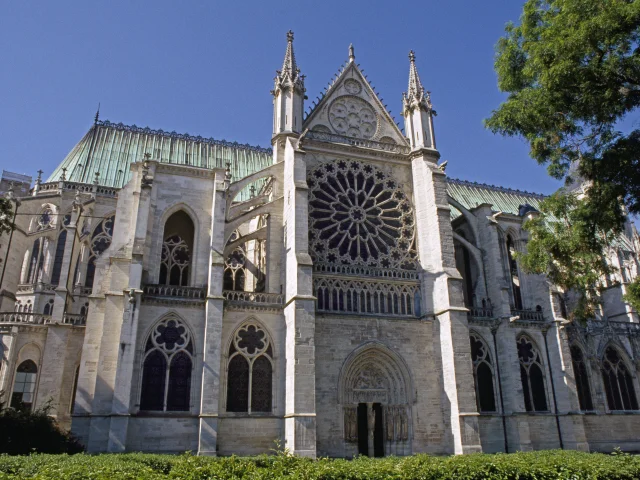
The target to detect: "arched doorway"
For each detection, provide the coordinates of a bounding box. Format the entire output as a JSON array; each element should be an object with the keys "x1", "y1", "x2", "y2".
[{"x1": 339, "y1": 342, "x2": 413, "y2": 457}]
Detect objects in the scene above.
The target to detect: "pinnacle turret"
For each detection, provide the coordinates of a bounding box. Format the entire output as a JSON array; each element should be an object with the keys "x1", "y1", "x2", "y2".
[
  {"x1": 402, "y1": 50, "x2": 432, "y2": 114},
  {"x1": 274, "y1": 30, "x2": 305, "y2": 94},
  {"x1": 402, "y1": 50, "x2": 436, "y2": 150}
]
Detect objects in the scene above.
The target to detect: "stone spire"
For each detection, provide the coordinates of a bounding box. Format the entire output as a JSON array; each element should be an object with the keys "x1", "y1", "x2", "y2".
[
  {"x1": 403, "y1": 50, "x2": 432, "y2": 113},
  {"x1": 274, "y1": 30, "x2": 305, "y2": 94},
  {"x1": 402, "y1": 51, "x2": 436, "y2": 150},
  {"x1": 272, "y1": 31, "x2": 306, "y2": 136}
]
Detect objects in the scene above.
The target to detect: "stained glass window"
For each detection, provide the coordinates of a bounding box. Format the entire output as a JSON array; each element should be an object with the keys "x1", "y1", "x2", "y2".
[
  {"x1": 140, "y1": 317, "x2": 193, "y2": 412},
  {"x1": 470, "y1": 333, "x2": 496, "y2": 412},
  {"x1": 602, "y1": 346, "x2": 638, "y2": 411},
  {"x1": 517, "y1": 336, "x2": 548, "y2": 412},
  {"x1": 570, "y1": 345, "x2": 593, "y2": 411},
  {"x1": 85, "y1": 215, "x2": 115, "y2": 289},
  {"x1": 226, "y1": 322, "x2": 273, "y2": 413},
  {"x1": 159, "y1": 211, "x2": 194, "y2": 286},
  {"x1": 50, "y1": 230, "x2": 67, "y2": 286}
]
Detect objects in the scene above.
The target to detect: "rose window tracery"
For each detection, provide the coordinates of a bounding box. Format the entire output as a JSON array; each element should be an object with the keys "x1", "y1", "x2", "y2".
[
  {"x1": 328, "y1": 96, "x2": 378, "y2": 139},
  {"x1": 308, "y1": 159, "x2": 417, "y2": 270}
]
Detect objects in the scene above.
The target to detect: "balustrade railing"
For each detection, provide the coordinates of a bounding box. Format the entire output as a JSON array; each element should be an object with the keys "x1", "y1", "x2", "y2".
[
  {"x1": 467, "y1": 306, "x2": 494, "y2": 319},
  {"x1": 511, "y1": 308, "x2": 545, "y2": 321},
  {"x1": 305, "y1": 131, "x2": 411, "y2": 154},
  {"x1": 0, "y1": 312, "x2": 49, "y2": 324},
  {"x1": 16, "y1": 283, "x2": 56, "y2": 294},
  {"x1": 223, "y1": 290, "x2": 284, "y2": 305},
  {"x1": 143, "y1": 284, "x2": 207, "y2": 299},
  {"x1": 313, "y1": 263, "x2": 420, "y2": 281},
  {"x1": 34, "y1": 181, "x2": 118, "y2": 198},
  {"x1": 314, "y1": 277, "x2": 421, "y2": 317},
  {"x1": 61, "y1": 313, "x2": 87, "y2": 326}
]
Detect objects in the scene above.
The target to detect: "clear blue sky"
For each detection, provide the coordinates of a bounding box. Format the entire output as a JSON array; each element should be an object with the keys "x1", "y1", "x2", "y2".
[{"x1": 0, "y1": 0, "x2": 561, "y2": 195}]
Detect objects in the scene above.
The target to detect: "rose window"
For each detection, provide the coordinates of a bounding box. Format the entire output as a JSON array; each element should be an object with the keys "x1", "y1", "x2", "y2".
[
  {"x1": 308, "y1": 159, "x2": 417, "y2": 270},
  {"x1": 328, "y1": 96, "x2": 378, "y2": 139}
]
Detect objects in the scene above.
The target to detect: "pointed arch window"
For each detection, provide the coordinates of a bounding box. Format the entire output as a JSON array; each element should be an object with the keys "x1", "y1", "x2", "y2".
[
  {"x1": 140, "y1": 317, "x2": 193, "y2": 412},
  {"x1": 159, "y1": 211, "x2": 194, "y2": 286},
  {"x1": 470, "y1": 333, "x2": 496, "y2": 412},
  {"x1": 50, "y1": 229, "x2": 67, "y2": 286},
  {"x1": 26, "y1": 238, "x2": 46, "y2": 284},
  {"x1": 223, "y1": 247, "x2": 246, "y2": 291},
  {"x1": 11, "y1": 360, "x2": 38, "y2": 412},
  {"x1": 570, "y1": 345, "x2": 593, "y2": 411},
  {"x1": 602, "y1": 346, "x2": 639, "y2": 411},
  {"x1": 226, "y1": 322, "x2": 273, "y2": 413},
  {"x1": 506, "y1": 235, "x2": 523, "y2": 310},
  {"x1": 517, "y1": 336, "x2": 548, "y2": 412},
  {"x1": 85, "y1": 215, "x2": 115, "y2": 289},
  {"x1": 42, "y1": 299, "x2": 54, "y2": 316}
]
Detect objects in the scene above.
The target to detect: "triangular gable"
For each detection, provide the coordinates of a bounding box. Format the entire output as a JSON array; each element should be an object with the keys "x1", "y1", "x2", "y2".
[{"x1": 303, "y1": 61, "x2": 408, "y2": 146}]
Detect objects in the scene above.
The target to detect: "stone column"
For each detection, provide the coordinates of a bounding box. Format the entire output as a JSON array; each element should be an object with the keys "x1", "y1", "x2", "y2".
[
  {"x1": 198, "y1": 171, "x2": 227, "y2": 456},
  {"x1": 367, "y1": 402, "x2": 375, "y2": 457},
  {"x1": 282, "y1": 137, "x2": 316, "y2": 457},
  {"x1": 34, "y1": 325, "x2": 71, "y2": 417},
  {"x1": 411, "y1": 150, "x2": 481, "y2": 454},
  {"x1": 105, "y1": 163, "x2": 155, "y2": 452},
  {"x1": 473, "y1": 204, "x2": 511, "y2": 318},
  {"x1": 52, "y1": 200, "x2": 82, "y2": 323}
]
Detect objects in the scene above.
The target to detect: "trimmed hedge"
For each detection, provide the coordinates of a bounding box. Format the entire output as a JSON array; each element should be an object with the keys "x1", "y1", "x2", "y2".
[{"x1": 0, "y1": 450, "x2": 640, "y2": 479}]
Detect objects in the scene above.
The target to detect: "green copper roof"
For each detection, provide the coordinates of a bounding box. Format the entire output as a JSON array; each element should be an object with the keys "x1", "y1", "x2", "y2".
[
  {"x1": 447, "y1": 178, "x2": 546, "y2": 219},
  {"x1": 47, "y1": 120, "x2": 273, "y2": 200}
]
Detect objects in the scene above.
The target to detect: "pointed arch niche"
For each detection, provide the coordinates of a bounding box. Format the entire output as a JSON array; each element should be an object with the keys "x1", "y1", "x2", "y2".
[
  {"x1": 338, "y1": 342, "x2": 413, "y2": 457},
  {"x1": 159, "y1": 210, "x2": 195, "y2": 286}
]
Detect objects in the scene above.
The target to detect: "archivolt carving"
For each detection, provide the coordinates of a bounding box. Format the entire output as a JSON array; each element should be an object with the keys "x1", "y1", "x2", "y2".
[{"x1": 339, "y1": 342, "x2": 413, "y2": 405}]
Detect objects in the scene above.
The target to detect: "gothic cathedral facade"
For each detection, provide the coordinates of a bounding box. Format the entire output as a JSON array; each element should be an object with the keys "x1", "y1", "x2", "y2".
[{"x1": 1, "y1": 33, "x2": 640, "y2": 456}]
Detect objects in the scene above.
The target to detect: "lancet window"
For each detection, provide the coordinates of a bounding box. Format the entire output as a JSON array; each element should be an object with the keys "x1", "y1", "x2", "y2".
[
  {"x1": 159, "y1": 211, "x2": 194, "y2": 286},
  {"x1": 85, "y1": 215, "x2": 115, "y2": 289},
  {"x1": 602, "y1": 346, "x2": 638, "y2": 411},
  {"x1": 517, "y1": 335, "x2": 548, "y2": 412},
  {"x1": 11, "y1": 360, "x2": 38, "y2": 412},
  {"x1": 43, "y1": 299, "x2": 54, "y2": 316},
  {"x1": 470, "y1": 333, "x2": 496, "y2": 412},
  {"x1": 226, "y1": 322, "x2": 273, "y2": 413},
  {"x1": 224, "y1": 246, "x2": 246, "y2": 291},
  {"x1": 223, "y1": 227, "x2": 266, "y2": 293},
  {"x1": 140, "y1": 317, "x2": 193, "y2": 412},
  {"x1": 569, "y1": 345, "x2": 593, "y2": 411},
  {"x1": 506, "y1": 235, "x2": 523, "y2": 310},
  {"x1": 50, "y1": 229, "x2": 67, "y2": 286},
  {"x1": 25, "y1": 238, "x2": 46, "y2": 284}
]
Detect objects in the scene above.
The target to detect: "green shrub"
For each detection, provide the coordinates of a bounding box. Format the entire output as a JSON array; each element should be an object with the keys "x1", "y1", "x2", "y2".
[
  {"x1": 0, "y1": 450, "x2": 639, "y2": 479},
  {"x1": 0, "y1": 404, "x2": 83, "y2": 455}
]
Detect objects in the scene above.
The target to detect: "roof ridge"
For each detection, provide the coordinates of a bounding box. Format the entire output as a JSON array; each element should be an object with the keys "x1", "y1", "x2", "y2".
[
  {"x1": 447, "y1": 177, "x2": 547, "y2": 199},
  {"x1": 97, "y1": 120, "x2": 273, "y2": 154}
]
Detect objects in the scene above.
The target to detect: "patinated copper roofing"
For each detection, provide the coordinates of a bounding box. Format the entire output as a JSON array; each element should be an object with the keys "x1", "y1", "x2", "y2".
[{"x1": 47, "y1": 120, "x2": 273, "y2": 200}]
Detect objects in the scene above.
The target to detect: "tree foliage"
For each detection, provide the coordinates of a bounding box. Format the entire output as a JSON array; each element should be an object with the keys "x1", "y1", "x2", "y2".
[
  {"x1": 518, "y1": 192, "x2": 620, "y2": 320},
  {"x1": 486, "y1": 0, "x2": 640, "y2": 318},
  {"x1": 0, "y1": 197, "x2": 13, "y2": 237}
]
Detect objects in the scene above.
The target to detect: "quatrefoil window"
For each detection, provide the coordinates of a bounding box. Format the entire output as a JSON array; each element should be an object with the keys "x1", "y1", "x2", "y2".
[{"x1": 308, "y1": 159, "x2": 417, "y2": 270}]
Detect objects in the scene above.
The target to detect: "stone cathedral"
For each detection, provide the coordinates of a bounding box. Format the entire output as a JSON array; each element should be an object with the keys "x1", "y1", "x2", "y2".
[{"x1": 1, "y1": 32, "x2": 640, "y2": 457}]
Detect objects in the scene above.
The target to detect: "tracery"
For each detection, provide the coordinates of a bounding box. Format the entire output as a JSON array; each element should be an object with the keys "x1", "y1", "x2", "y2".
[
  {"x1": 308, "y1": 159, "x2": 417, "y2": 271},
  {"x1": 226, "y1": 322, "x2": 273, "y2": 413},
  {"x1": 140, "y1": 316, "x2": 193, "y2": 412}
]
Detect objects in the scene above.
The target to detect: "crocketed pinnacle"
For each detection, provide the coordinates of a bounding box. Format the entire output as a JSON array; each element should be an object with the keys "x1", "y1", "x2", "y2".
[
  {"x1": 273, "y1": 30, "x2": 305, "y2": 94},
  {"x1": 402, "y1": 50, "x2": 432, "y2": 113}
]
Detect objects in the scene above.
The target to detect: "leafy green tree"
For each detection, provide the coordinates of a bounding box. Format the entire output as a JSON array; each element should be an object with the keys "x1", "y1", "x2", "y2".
[
  {"x1": 0, "y1": 197, "x2": 13, "y2": 237},
  {"x1": 486, "y1": 0, "x2": 640, "y2": 319}
]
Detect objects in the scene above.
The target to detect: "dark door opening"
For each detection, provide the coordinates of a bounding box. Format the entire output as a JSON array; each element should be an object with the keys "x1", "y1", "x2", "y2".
[
  {"x1": 356, "y1": 403, "x2": 385, "y2": 457},
  {"x1": 373, "y1": 403, "x2": 384, "y2": 457},
  {"x1": 357, "y1": 403, "x2": 368, "y2": 456}
]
